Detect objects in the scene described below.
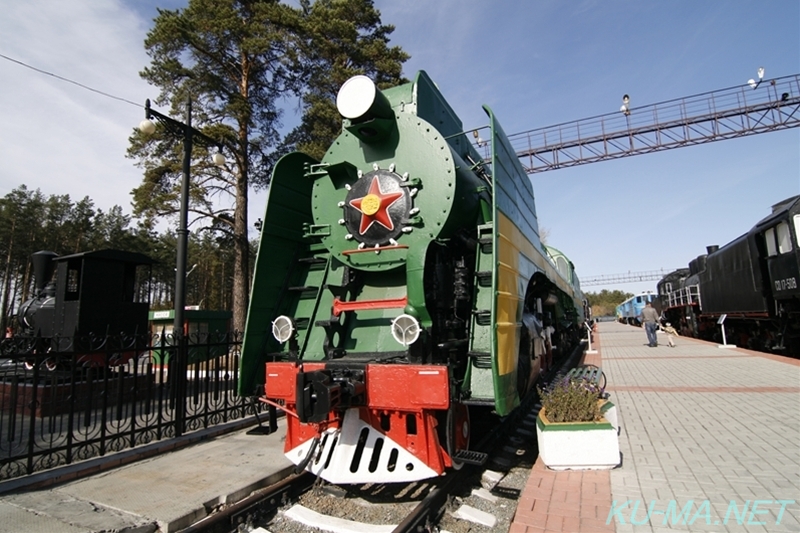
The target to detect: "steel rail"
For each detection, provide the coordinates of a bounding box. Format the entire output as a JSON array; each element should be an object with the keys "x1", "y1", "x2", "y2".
[
  {"x1": 177, "y1": 471, "x2": 315, "y2": 533},
  {"x1": 177, "y1": 342, "x2": 587, "y2": 533}
]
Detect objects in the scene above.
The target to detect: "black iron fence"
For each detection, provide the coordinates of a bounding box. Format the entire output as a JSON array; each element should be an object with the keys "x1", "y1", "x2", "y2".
[{"x1": 0, "y1": 331, "x2": 267, "y2": 482}]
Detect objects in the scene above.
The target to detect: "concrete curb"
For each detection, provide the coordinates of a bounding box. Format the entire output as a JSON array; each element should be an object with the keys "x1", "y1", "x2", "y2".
[{"x1": 0, "y1": 415, "x2": 264, "y2": 495}]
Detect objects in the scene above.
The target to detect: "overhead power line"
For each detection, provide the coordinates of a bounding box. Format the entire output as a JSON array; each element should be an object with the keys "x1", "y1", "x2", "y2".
[{"x1": 0, "y1": 52, "x2": 141, "y2": 108}]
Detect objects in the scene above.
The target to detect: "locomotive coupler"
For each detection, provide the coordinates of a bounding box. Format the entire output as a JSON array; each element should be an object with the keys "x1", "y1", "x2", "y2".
[{"x1": 295, "y1": 369, "x2": 366, "y2": 423}]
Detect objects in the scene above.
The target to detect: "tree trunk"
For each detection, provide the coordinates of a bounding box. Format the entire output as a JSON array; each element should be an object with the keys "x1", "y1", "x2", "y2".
[{"x1": 232, "y1": 142, "x2": 250, "y2": 334}]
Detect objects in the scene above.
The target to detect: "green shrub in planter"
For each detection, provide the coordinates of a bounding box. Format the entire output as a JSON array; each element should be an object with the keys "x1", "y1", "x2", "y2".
[{"x1": 536, "y1": 376, "x2": 604, "y2": 423}]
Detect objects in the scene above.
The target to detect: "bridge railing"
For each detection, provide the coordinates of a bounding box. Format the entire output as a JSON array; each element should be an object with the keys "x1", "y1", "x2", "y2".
[{"x1": 471, "y1": 74, "x2": 800, "y2": 173}]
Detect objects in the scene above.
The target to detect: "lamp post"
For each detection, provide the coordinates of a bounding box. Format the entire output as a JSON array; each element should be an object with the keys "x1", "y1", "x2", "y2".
[
  {"x1": 748, "y1": 67, "x2": 765, "y2": 90},
  {"x1": 620, "y1": 94, "x2": 633, "y2": 151},
  {"x1": 139, "y1": 99, "x2": 225, "y2": 340},
  {"x1": 619, "y1": 94, "x2": 630, "y2": 116}
]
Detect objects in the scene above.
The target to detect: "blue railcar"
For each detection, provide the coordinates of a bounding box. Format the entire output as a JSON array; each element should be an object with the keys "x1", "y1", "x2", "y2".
[{"x1": 615, "y1": 292, "x2": 658, "y2": 325}]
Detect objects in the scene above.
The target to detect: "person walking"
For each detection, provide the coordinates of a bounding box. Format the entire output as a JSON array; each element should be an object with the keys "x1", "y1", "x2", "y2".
[
  {"x1": 640, "y1": 301, "x2": 660, "y2": 347},
  {"x1": 662, "y1": 322, "x2": 679, "y2": 347}
]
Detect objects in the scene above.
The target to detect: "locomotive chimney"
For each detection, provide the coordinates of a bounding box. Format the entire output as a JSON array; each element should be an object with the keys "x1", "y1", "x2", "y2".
[
  {"x1": 31, "y1": 251, "x2": 58, "y2": 294},
  {"x1": 336, "y1": 75, "x2": 395, "y2": 143},
  {"x1": 706, "y1": 245, "x2": 719, "y2": 254}
]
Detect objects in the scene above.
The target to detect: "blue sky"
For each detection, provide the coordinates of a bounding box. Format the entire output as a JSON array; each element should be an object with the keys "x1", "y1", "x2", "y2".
[{"x1": 1, "y1": 1, "x2": 798, "y2": 297}]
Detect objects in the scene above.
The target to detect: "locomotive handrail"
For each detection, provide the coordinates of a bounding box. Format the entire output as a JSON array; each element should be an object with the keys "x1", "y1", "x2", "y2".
[
  {"x1": 341, "y1": 244, "x2": 408, "y2": 255},
  {"x1": 666, "y1": 284, "x2": 701, "y2": 309}
]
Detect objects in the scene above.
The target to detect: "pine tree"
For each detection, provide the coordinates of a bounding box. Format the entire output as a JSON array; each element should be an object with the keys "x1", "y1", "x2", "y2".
[
  {"x1": 128, "y1": 0, "x2": 303, "y2": 332},
  {"x1": 129, "y1": 0, "x2": 408, "y2": 332},
  {"x1": 284, "y1": 0, "x2": 409, "y2": 160}
]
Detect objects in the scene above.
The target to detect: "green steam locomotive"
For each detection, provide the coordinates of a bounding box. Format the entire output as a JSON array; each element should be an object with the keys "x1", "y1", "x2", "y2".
[{"x1": 239, "y1": 71, "x2": 587, "y2": 484}]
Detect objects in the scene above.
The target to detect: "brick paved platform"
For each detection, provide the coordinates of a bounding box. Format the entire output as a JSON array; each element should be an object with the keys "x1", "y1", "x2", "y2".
[{"x1": 511, "y1": 320, "x2": 800, "y2": 533}]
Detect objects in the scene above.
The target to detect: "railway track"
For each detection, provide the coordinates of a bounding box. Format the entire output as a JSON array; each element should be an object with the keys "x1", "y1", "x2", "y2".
[
  {"x1": 177, "y1": 343, "x2": 586, "y2": 533},
  {"x1": 179, "y1": 405, "x2": 541, "y2": 533}
]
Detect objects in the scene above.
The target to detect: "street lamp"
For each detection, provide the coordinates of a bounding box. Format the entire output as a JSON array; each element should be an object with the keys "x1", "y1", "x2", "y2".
[
  {"x1": 747, "y1": 67, "x2": 765, "y2": 90},
  {"x1": 620, "y1": 94, "x2": 631, "y2": 116},
  {"x1": 139, "y1": 98, "x2": 225, "y2": 339},
  {"x1": 620, "y1": 94, "x2": 633, "y2": 150}
]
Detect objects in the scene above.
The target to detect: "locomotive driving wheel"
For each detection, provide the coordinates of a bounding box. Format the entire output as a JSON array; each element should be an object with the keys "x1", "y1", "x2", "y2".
[{"x1": 445, "y1": 402, "x2": 470, "y2": 469}]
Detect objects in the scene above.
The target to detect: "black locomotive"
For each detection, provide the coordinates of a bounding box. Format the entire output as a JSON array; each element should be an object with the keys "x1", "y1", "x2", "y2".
[
  {"x1": 8, "y1": 249, "x2": 153, "y2": 369},
  {"x1": 658, "y1": 195, "x2": 800, "y2": 355}
]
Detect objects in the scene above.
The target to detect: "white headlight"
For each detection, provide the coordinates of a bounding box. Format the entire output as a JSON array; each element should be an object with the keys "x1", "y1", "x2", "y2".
[
  {"x1": 336, "y1": 75, "x2": 377, "y2": 119},
  {"x1": 272, "y1": 315, "x2": 295, "y2": 344},
  {"x1": 391, "y1": 314, "x2": 421, "y2": 346}
]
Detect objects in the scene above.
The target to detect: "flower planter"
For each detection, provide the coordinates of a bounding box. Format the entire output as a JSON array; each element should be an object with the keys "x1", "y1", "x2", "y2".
[{"x1": 536, "y1": 400, "x2": 620, "y2": 470}]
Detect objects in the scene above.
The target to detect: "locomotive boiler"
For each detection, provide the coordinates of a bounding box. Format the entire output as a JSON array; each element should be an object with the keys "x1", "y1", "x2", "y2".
[{"x1": 239, "y1": 72, "x2": 586, "y2": 484}]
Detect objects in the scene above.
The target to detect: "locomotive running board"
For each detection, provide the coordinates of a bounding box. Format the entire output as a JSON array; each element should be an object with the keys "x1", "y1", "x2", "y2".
[{"x1": 286, "y1": 409, "x2": 439, "y2": 484}]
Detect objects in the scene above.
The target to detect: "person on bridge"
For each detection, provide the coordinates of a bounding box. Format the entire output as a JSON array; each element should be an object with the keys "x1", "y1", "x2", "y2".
[{"x1": 640, "y1": 301, "x2": 660, "y2": 347}]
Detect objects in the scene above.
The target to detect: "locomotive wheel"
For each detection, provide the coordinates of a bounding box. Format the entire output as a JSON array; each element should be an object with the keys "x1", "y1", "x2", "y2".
[{"x1": 446, "y1": 402, "x2": 470, "y2": 469}]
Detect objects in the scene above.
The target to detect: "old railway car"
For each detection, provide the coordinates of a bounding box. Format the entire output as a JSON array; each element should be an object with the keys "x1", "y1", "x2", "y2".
[
  {"x1": 10, "y1": 249, "x2": 153, "y2": 369},
  {"x1": 239, "y1": 72, "x2": 586, "y2": 484},
  {"x1": 660, "y1": 195, "x2": 800, "y2": 354}
]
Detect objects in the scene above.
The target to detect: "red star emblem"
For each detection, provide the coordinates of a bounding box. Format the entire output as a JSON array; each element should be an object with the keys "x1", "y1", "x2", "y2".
[{"x1": 349, "y1": 177, "x2": 403, "y2": 235}]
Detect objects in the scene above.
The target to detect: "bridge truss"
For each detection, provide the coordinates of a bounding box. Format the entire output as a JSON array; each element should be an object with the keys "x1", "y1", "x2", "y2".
[
  {"x1": 580, "y1": 270, "x2": 680, "y2": 287},
  {"x1": 470, "y1": 73, "x2": 800, "y2": 283},
  {"x1": 474, "y1": 73, "x2": 800, "y2": 174}
]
